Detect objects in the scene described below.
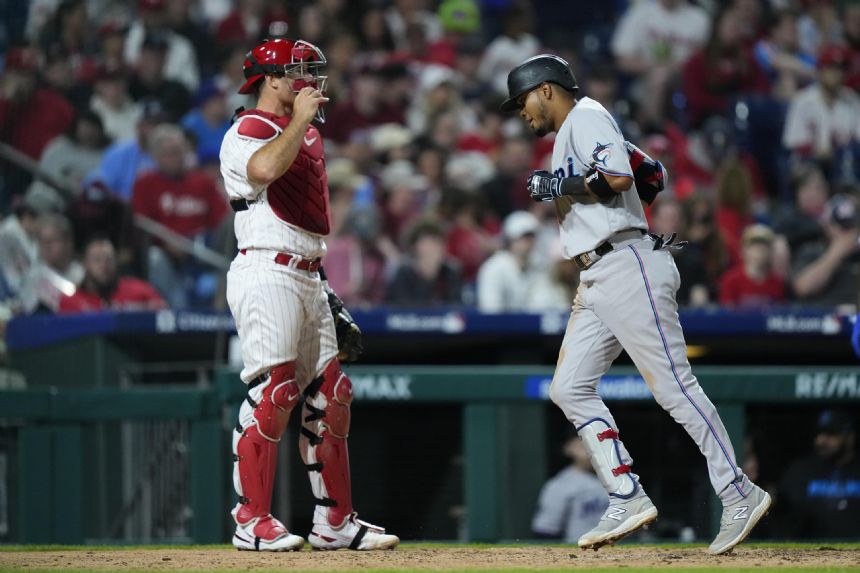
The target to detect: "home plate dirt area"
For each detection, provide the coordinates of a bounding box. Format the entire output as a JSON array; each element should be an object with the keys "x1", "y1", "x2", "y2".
[{"x1": 2, "y1": 544, "x2": 860, "y2": 572}]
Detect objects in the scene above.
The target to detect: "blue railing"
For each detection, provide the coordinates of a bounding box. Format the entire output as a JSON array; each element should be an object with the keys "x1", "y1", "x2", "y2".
[{"x1": 7, "y1": 307, "x2": 857, "y2": 352}]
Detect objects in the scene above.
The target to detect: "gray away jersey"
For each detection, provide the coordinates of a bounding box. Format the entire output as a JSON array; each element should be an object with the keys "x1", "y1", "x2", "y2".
[{"x1": 551, "y1": 97, "x2": 648, "y2": 257}]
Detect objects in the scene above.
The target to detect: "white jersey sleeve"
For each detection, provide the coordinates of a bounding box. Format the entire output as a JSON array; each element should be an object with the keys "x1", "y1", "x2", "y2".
[{"x1": 219, "y1": 116, "x2": 279, "y2": 201}]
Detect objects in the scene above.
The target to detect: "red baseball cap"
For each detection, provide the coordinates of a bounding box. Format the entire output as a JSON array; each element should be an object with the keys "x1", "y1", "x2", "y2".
[{"x1": 817, "y1": 45, "x2": 850, "y2": 69}]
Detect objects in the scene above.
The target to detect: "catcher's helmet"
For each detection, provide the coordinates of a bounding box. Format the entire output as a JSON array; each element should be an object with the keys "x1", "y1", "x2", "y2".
[
  {"x1": 500, "y1": 54, "x2": 578, "y2": 112},
  {"x1": 239, "y1": 38, "x2": 328, "y2": 120}
]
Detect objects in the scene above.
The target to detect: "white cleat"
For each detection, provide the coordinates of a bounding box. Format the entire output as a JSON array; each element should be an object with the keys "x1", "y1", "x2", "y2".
[
  {"x1": 309, "y1": 513, "x2": 400, "y2": 550},
  {"x1": 708, "y1": 483, "x2": 772, "y2": 555},
  {"x1": 232, "y1": 514, "x2": 305, "y2": 552},
  {"x1": 578, "y1": 492, "x2": 658, "y2": 551}
]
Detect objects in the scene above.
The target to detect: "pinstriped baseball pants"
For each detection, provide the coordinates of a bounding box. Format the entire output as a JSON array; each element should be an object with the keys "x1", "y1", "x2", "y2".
[
  {"x1": 226, "y1": 248, "x2": 339, "y2": 388},
  {"x1": 550, "y1": 235, "x2": 752, "y2": 504}
]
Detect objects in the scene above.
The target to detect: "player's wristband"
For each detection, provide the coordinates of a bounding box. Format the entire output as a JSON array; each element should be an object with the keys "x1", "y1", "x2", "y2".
[
  {"x1": 585, "y1": 168, "x2": 617, "y2": 201},
  {"x1": 559, "y1": 175, "x2": 588, "y2": 198}
]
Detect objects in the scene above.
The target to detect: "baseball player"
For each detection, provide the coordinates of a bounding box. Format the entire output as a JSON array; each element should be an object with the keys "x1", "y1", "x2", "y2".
[
  {"x1": 219, "y1": 38, "x2": 398, "y2": 552},
  {"x1": 501, "y1": 54, "x2": 771, "y2": 554}
]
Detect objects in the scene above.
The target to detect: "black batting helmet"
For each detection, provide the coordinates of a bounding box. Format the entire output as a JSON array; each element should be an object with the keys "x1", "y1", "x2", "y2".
[{"x1": 500, "y1": 54, "x2": 578, "y2": 112}]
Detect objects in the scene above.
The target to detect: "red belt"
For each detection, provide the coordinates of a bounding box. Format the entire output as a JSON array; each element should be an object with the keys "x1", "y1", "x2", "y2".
[{"x1": 240, "y1": 249, "x2": 322, "y2": 272}]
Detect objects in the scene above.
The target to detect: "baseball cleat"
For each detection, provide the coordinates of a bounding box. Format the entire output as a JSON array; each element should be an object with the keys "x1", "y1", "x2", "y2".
[
  {"x1": 578, "y1": 492, "x2": 658, "y2": 550},
  {"x1": 708, "y1": 483, "x2": 772, "y2": 555},
  {"x1": 232, "y1": 514, "x2": 305, "y2": 551},
  {"x1": 309, "y1": 512, "x2": 399, "y2": 550}
]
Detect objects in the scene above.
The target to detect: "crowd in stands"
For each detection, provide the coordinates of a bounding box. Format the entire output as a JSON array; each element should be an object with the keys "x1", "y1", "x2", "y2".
[{"x1": 1, "y1": 0, "x2": 859, "y2": 319}]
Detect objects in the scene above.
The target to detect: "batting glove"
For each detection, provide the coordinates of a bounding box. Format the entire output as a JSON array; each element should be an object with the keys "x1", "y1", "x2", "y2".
[{"x1": 527, "y1": 170, "x2": 564, "y2": 202}]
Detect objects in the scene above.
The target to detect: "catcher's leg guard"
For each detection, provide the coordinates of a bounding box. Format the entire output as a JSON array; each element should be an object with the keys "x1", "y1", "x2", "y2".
[
  {"x1": 299, "y1": 358, "x2": 354, "y2": 527},
  {"x1": 301, "y1": 358, "x2": 399, "y2": 550},
  {"x1": 577, "y1": 417, "x2": 639, "y2": 499},
  {"x1": 232, "y1": 363, "x2": 303, "y2": 548}
]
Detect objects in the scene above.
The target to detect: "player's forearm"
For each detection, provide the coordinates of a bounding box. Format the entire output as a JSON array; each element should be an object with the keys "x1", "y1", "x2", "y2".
[
  {"x1": 792, "y1": 249, "x2": 843, "y2": 297},
  {"x1": 602, "y1": 173, "x2": 633, "y2": 192},
  {"x1": 583, "y1": 170, "x2": 630, "y2": 199},
  {"x1": 559, "y1": 175, "x2": 598, "y2": 200},
  {"x1": 246, "y1": 119, "x2": 312, "y2": 186}
]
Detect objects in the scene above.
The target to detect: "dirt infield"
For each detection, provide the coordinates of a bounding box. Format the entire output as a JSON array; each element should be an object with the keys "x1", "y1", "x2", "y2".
[{"x1": 2, "y1": 545, "x2": 859, "y2": 571}]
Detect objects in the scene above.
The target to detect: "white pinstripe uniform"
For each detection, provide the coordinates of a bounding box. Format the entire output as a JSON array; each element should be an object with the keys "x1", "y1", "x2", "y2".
[
  {"x1": 221, "y1": 38, "x2": 398, "y2": 552},
  {"x1": 221, "y1": 113, "x2": 338, "y2": 388},
  {"x1": 547, "y1": 97, "x2": 752, "y2": 505}
]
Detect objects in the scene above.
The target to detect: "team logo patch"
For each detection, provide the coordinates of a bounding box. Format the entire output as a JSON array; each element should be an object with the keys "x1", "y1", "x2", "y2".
[{"x1": 592, "y1": 142, "x2": 613, "y2": 167}]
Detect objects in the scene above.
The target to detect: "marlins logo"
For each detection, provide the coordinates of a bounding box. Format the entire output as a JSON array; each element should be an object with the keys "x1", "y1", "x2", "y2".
[{"x1": 591, "y1": 142, "x2": 613, "y2": 167}]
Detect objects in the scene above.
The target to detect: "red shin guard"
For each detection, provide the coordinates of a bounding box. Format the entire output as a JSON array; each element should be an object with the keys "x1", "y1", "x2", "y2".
[{"x1": 233, "y1": 363, "x2": 300, "y2": 526}]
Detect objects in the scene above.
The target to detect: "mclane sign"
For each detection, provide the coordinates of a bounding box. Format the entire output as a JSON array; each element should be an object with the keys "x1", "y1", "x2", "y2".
[{"x1": 795, "y1": 372, "x2": 860, "y2": 399}]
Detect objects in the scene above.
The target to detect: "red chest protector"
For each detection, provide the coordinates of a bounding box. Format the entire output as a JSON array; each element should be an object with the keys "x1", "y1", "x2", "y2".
[{"x1": 237, "y1": 109, "x2": 331, "y2": 235}]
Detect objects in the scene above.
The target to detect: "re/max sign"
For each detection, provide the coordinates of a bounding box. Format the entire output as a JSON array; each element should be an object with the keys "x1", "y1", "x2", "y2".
[{"x1": 795, "y1": 373, "x2": 860, "y2": 399}]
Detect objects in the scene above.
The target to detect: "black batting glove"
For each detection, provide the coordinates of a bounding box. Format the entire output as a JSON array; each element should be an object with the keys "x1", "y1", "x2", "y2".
[{"x1": 527, "y1": 170, "x2": 564, "y2": 202}]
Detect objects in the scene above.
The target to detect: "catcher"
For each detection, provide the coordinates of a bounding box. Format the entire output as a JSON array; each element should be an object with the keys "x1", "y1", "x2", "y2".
[{"x1": 220, "y1": 37, "x2": 397, "y2": 551}]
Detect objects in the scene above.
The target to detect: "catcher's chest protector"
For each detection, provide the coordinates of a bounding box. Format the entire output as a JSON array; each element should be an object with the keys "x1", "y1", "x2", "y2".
[{"x1": 237, "y1": 110, "x2": 331, "y2": 235}]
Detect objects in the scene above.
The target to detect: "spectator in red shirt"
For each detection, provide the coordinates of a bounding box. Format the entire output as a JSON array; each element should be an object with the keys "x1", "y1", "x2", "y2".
[
  {"x1": 682, "y1": 5, "x2": 769, "y2": 128},
  {"x1": 131, "y1": 124, "x2": 228, "y2": 308},
  {"x1": 441, "y1": 190, "x2": 500, "y2": 284},
  {"x1": 715, "y1": 157, "x2": 756, "y2": 268},
  {"x1": 457, "y1": 97, "x2": 505, "y2": 159},
  {"x1": 0, "y1": 46, "x2": 75, "y2": 207},
  {"x1": 719, "y1": 224, "x2": 787, "y2": 308},
  {"x1": 425, "y1": 0, "x2": 482, "y2": 69},
  {"x1": 59, "y1": 236, "x2": 166, "y2": 313}
]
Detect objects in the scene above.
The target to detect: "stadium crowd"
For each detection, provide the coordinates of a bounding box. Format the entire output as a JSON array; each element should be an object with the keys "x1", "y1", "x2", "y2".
[{"x1": 1, "y1": 0, "x2": 859, "y2": 317}]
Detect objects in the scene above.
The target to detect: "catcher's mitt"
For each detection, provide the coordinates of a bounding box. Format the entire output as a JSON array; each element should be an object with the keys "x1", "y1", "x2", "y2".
[{"x1": 325, "y1": 285, "x2": 363, "y2": 363}]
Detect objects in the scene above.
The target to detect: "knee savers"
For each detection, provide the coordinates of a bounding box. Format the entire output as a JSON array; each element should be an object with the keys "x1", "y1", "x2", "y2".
[
  {"x1": 304, "y1": 359, "x2": 353, "y2": 437},
  {"x1": 300, "y1": 358, "x2": 354, "y2": 526},
  {"x1": 578, "y1": 418, "x2": 638, "y2": 499},
  {"x1": 251, "y1": 362, "x2": 302, "y2": 440}
]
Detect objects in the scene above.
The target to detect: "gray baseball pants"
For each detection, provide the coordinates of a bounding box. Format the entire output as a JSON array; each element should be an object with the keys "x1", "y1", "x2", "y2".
[{"x1": 549, "y1": 234, "x2": 751, "y2": 504}]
